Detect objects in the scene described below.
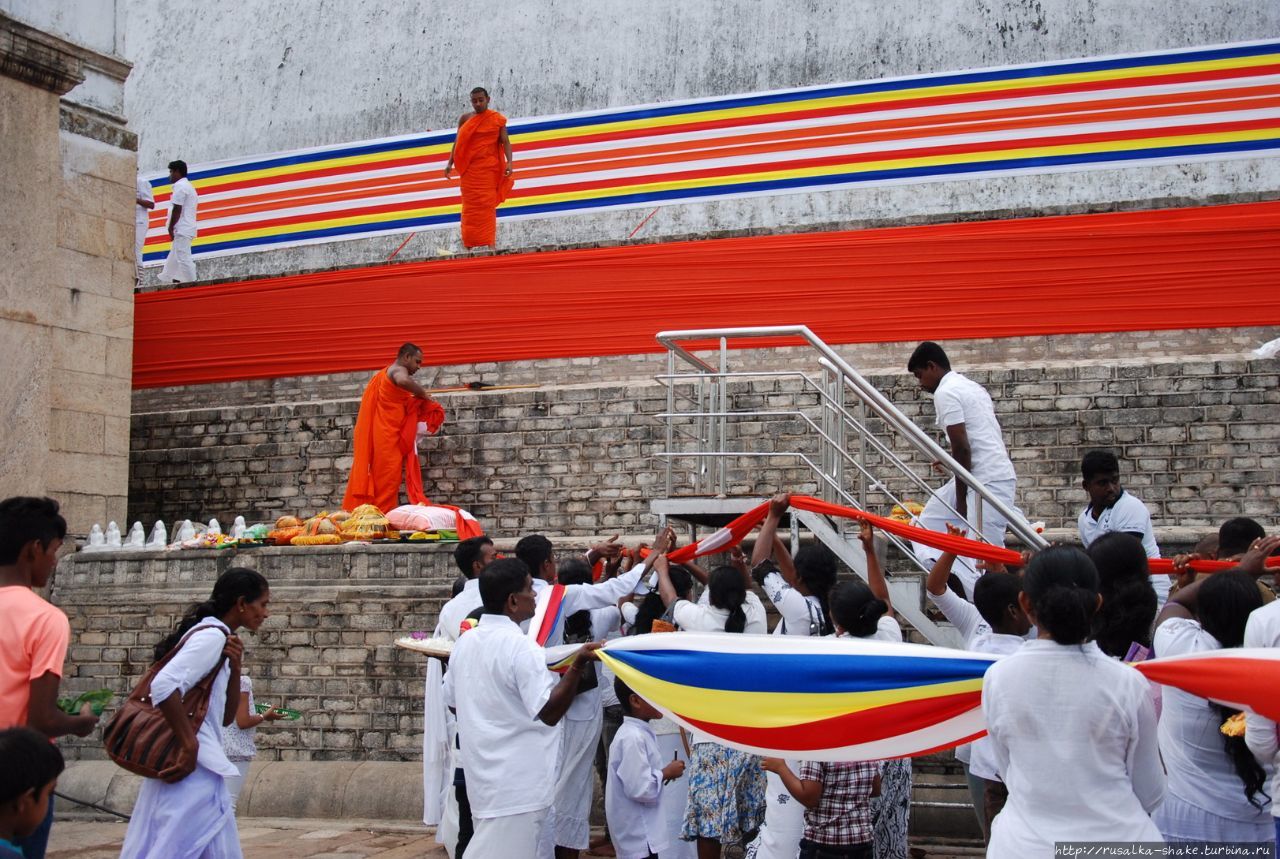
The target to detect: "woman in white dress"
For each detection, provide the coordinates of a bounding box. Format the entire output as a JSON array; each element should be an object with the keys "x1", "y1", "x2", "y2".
[
  {"x1": 829, "y1": 522, "x2": 910, "y2": 859},
  {"x1": 982, "y1": 546, "x2": 1165, "y2": 858},
  {"x1": 120, "y1": 568, "x2": 273, "y2": 859},
  {"x1": 745, "y1": 494, "x2": 837, "y2": 859},
  {"x1": 654, "y1": 555, "x2": 766, "y2": 859},
  {"x1": 1151, "y1": 568, "x2": 1272, "y2": 844}
]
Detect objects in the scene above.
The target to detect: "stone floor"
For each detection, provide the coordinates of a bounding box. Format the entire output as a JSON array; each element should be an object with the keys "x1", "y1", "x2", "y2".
[{"x1": 49, "y1": 818, "x2": 984, "y2": 858}]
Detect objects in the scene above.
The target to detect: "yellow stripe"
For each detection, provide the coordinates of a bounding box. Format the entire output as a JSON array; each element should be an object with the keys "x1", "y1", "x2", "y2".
[
  {"x1": 599, "y1": 652, "x2": 982, "y2": 729},
  {"x1": 146, "y1": 121, "x2": 1278, "y2": 253},
  {"x1": 152, "y1": 51, "x2": 1280, "y2": 198}
]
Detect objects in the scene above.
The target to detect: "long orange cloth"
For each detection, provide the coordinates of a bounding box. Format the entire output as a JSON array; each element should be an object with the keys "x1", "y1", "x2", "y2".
[
  {"x1": 132, "y1": 200, "x2": 1280, "y2": 388},
  {"x1": 343, "y1": 370, "x2": 445, "y2": 512},
  {"x1": 454, "y1": 110, "x2": 514, "y2": 248}
]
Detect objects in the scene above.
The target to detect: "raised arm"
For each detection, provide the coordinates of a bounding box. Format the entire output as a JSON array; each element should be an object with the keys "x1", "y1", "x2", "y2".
[
  {"x1": 653, "y1": 553, "x2": 677, "y2": 608},
  {"x1": 926, "y1": 524, "x2": 968, "y2": 597},
  {"x1": 859, "y1": 520, "x2": 894, "y2": 618},
  {"x1": 751, "y1": 493, "x2": 791, "y2": 570}
]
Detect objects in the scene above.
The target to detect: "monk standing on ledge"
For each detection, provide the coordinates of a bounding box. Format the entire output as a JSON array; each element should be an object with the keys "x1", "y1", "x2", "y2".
[
  {"x1": 343, "y1": 343, "x2": 445, "y2": 513},
  {"x1": 444, "y1": 86, "x2": 514, "y2": 251}
]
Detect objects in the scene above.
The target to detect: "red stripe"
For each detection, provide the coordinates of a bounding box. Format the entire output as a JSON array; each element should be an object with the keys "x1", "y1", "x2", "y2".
[
  {"x1": 678, "y1": 689, "x2": 982, "y2": 751},
  {"x1": 536, "y1": 584, "x2": 567, "y2": 647}
]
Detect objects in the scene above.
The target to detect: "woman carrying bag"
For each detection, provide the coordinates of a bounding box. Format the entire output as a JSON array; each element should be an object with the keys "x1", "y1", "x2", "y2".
[{"x1": 117, "y1": 568, "x2": 272, "y2": 859}]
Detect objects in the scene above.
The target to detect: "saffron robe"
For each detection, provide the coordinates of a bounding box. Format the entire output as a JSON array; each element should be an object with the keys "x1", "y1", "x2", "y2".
[
  {"x1": 343, "y1": 369, "x2": 445, "y2": 512},
  {"x1": 454, "y1": 110, "x2": 514, "y2": 248}
]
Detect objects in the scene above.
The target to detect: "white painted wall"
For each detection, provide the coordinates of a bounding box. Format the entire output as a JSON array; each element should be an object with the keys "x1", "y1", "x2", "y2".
[{"x1": 118, "y1": 0, "x2": 1280, "y2": 280}]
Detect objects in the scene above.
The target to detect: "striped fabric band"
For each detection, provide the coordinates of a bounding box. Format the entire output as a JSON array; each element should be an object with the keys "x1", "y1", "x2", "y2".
[{"x1": 141, "y1": 39, "x2": 1280, "y2": 263}]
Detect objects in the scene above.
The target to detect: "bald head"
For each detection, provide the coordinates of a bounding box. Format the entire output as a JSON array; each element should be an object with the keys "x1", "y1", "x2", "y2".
[{"x1": 398, "y1": 343, "x2": 422, "y2": 360}]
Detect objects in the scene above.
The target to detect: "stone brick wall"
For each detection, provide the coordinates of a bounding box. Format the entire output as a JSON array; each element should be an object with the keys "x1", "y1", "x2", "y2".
[
  {"x1": 128, "y1": 355, "x2": 1280, "y2": 538},
  {"x1": 54, "y1": 543, "x2": 459, "y2": 763}
]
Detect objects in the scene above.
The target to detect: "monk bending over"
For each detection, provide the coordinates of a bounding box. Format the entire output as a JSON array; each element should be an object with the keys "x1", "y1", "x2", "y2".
[
  {"x1": 444, "y1": 86, "x2": 514, "y2": 251},
  {"x1": 343, "y1": 343, "x2": 445, "y2": 513}
]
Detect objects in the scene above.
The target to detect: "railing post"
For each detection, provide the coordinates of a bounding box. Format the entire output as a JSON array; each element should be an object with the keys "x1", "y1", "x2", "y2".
[{"x1": 718, "y1": 338, "x2": 728, "y2": 496}]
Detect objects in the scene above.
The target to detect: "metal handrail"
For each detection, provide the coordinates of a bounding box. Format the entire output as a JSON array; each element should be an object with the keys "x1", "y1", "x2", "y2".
[{"x1": 655, "y1": 325, "x2": 1049, "y2": 550}]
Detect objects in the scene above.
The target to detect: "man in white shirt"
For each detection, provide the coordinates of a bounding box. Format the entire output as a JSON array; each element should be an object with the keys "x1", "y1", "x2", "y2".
[
  {"x1": 134, "y1": 174, "x2": 154, "y2": 285},
  {"x1": 159, "y1": 159, "x2": 198, "y2": 283},
  {"x1": 443, "y1": 558, "x2": 600, "y2": 859},
  {"x1": 1076, "y1": 449, "x2": 1170, "y2": 606},
  {"x1": 907, "y1": 342, "x2": 1020, "y2": 594}
]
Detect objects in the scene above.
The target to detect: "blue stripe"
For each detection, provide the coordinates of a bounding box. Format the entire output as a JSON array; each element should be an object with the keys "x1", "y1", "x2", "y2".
[
  {"x1": 151, "y1": 41, "x2": 1280, "y2": 187},
  {"x1": 154, "y1": 135, "x2": 1280, "y2": 261},
  {"x1": 609, "y1": 648, "x2": 993, "y2": 693}
]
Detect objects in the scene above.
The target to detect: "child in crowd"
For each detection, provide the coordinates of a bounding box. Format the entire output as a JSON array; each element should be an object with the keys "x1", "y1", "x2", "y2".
[
  {"x1": 605, "y1": 677, "x2": 686, "y2": 859},
  {"x1": 0, "y1": 497, "x2": 97, "y2": 859},
  {"x1": 982, "y1": 546, "x2": 1165, "y2": 856},
  {"x1": 925, "y1": 526, "x2": 1030, "y2": 841},
  {"x1": 222, "y1": 673, "x2": 286, "y2": 806},
  {"x1": 0, "y1": 728, "x2": 64, "y2": 859},
  {"x1": 761, "y1": 755, "x2": 880, "y2": 859}
]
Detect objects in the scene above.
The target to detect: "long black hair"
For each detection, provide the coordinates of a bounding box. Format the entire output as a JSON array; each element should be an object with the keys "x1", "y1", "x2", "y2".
[
  {"x1": 154, "y1": 567, "x2": 269, "y2": 661},
  {"x1": 707, "y1": 566, "x2": 747, "y2": 633},
  {"x1": 1087, "y1": 532, "x2": 1157, "y2": 657},
  {"x1": 794, "y1": 544, "x2": 838, "y2": 636},
  {"x1": 829, "y1": 579, "x2": 888, "y2": 638},
  {"x1": 1023, "y1": 546, "x2": 1100, "y2": 646},
  {"x1": 558, "y1": 557, "x2": 595, "y2": 641},
  {"x1": 633, "y1": 565, "x2": 693, "y2": 634},
  {"x1": 1198, "y1": 571, "x2": 1270, "y2": 809}
]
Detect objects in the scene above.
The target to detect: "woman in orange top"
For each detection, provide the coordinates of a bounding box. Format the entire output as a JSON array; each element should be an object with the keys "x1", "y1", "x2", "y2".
[{"x1": 445, "y1": 87, "x2": 515, "y2": 251}]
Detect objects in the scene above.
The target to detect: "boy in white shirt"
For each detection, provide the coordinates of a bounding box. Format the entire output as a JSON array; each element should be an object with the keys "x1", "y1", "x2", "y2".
[
  {"x1": 1076, "y1": 449, "x2": 1169, "y2": 606},
  {"x1": 606, "y1": 677, "x2": 686, "y2": 859},
  {"x1": 160, "y1": 159, "x2": 199, "y2": 283}
]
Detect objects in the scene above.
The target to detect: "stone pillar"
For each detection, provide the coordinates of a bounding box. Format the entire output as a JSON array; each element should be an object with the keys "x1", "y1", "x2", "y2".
[{"x1": 0, "y1": 11, "x2": 135, "y2": 533}]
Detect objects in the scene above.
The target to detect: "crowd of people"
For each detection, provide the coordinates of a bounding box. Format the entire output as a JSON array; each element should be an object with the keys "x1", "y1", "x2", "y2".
[{"x1": 0, "y1": 338, "x2": 1278, "y2": 859}]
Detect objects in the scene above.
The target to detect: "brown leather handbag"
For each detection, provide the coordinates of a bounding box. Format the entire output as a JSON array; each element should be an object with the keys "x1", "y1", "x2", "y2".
[{"x1": 102, "y1": 624, "x2": 229, "y2": 779}]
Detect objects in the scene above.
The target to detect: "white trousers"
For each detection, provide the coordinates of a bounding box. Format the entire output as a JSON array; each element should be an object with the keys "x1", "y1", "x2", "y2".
[
  {"x1": 160, "y1": 234, "x2": 197, "y2": 282},
  {"x1": 470, "y1": 807, "x2": 549, "y2": 859},
  {"x1": 913, "y1": 477, "x2": 1019, "y2": 599},
  {"x1": 225, "y1": 761, "x2": 251, "y2": 808},
  {"x1": 135, "y1": 218, "x2": 148, "y2": 282}
]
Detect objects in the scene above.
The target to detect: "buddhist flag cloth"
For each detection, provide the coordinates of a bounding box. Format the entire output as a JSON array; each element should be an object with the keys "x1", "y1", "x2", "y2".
[{"x1": 597, "y1": 634, "x2": 1280, "y2": 761}]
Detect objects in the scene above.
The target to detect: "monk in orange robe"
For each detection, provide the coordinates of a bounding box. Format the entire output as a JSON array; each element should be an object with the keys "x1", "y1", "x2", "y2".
[
  {"x1": 444, "y1": 86, "x2": 515, "y2": 250},
  {"x1": 343, "y1": 343, "x2": 445, "y2": 513}
]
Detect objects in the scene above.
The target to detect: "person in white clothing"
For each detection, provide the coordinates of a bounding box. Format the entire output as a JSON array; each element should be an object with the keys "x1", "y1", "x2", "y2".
[
  {"x1": 134, "y1": 174, "x2": 154, "y2": 284},
  {"x1": 1243, "y1": 558, "x2": 1280, "y2": 851},
  {"x1": 605, "y1": 676, "x2": 686, "y2": 859},
  {"x1": 925, "y1": 526, "x2": 1030, "y2": 842},
  {"x1": 160, "y1": 159, "x2": 198, "y2": 283},
  {"x1": 120, "y1": 568, "x2": 274, "y2": 859},
  {"x1": 442, "y1": 558, "x2": 601, "y2": 859},
  {"x1": 982, "y1": 546, "x2": 1165, "y2": 858},
  {"x1": 907, "y1": 342, "x2": 1019, "y2": 597},
  {"x1": 1086, "y1": 532, "x2": 1159, "y2": 660},
  {"x1": 831, "y1": 522, "x2": 909, "y2": 859},
  {"x1": 654, "y1": 554, "x2": 766, "y2": 858},
  {"x1": 745, "y1": 493, "x2": 834, "y2": 859},
  {"x1": 1150, "y1": 565, "x2": 1272, "y2": 844},
  {"x1": 1076, "y1": 449, "x2": 1170, "y2": 605},
  {"x1": 515, "y1": 531, "x2": 665, "y2": 859},
  {"x1": 222, "y1": 674, "x2": 285, "y2": 807}
]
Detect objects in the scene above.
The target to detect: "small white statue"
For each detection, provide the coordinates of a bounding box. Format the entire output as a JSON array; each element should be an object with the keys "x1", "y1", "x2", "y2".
[
  {"x1": 230, "y1": 516, "x2": 247, "y2": 540},
  {"x1": 105, "y1": 522, "x2": 122, "y2": 548},
  {"x1": 83, "y1": 523, "x2": 106, "y2": 552},
  {"x1": 207, "y1": 518, "x2": 222, "y2": 536},
  {"x1": 175, "y1": 519, "x2": 196, "y2": 542},
  {"x1": 125, "y1": 521, "x2": 146, "y2": 549},
  {"x1": 146, "y1": 521, "x2": 167, "y2": 550}
]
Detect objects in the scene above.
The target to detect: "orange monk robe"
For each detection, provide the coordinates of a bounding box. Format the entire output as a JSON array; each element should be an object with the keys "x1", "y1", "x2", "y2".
[
  {"x1": 343, "y1": 371, "x2": 445, "y2": 513},
  {"x1": 454, "y1": 110, "x2": 515, "y2": 248}
]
